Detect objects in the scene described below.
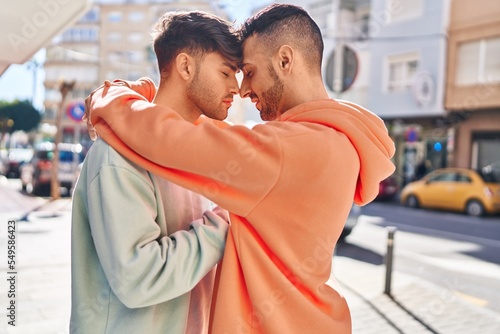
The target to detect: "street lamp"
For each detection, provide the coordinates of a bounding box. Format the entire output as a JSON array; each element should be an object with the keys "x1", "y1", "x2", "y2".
[{"x1": 51, "y1": 80, "x2": 75, "y2": 199}]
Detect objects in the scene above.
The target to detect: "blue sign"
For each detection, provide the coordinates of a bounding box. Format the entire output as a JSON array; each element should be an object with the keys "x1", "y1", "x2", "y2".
[
  {"x1": 67, "y1": 101, "x2": 85, "y2": 122},
  {"x1": 405, "y1": 127, "x2": 418, "y2": 142}
]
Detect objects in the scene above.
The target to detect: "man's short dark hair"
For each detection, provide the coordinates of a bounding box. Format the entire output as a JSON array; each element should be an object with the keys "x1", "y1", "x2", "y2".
[
  {"x1": 152, "y1": 11, "x2": 241, "y2": 80},
  {"x1": 238, "y1": 4, "x2": 324, "y2": 72}
]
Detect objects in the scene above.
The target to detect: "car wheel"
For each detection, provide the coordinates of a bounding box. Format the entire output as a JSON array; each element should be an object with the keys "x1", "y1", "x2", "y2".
[
  {"x1": 465, "y1": 200, "x2": 485, "y2": 217},
  {"x1": 406, "y1": 195, "x2": 419, "y2": 209},
  {"x1": 339, "y1": 228, "x2": 352, "y2": 242},
  {"x1": 32, "y1": 179, "x2": 46, "y2": 196}
]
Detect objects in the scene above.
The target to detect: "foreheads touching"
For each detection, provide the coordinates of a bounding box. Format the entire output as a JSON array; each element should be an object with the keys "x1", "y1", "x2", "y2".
[
  {"x1": 152, "y1": 11, "x2": 242, "y2": 81},
  {"x1": 238, "y1": 4, "x2": 324, "y2": 73}
]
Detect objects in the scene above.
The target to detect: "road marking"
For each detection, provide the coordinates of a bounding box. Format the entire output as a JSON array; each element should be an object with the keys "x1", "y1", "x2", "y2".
[
  {"x1": 361, "y1": 215, "x2": 500, "y2": 248},
  {"x1": 453, "y1": 290, "x2": 489, "y2": 307}
]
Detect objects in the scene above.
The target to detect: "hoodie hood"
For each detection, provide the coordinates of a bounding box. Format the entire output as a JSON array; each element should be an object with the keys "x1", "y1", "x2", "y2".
[{"x1": 280, "y1": 99, "x2": 396, "y2": 205}]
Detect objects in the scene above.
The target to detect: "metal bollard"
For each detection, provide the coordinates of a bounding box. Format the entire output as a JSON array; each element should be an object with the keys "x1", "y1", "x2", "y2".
[{"x1": 384, "y1": 226, "x2": 397, "y2": 296}]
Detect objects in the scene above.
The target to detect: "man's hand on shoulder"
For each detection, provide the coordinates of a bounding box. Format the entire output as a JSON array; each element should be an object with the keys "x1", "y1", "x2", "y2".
[
  {"x1": 211, "y1": 206, "x2": 230, "y2": 225},
  {"x1": 83, "y1": 77, "x2": 157, "y2": 140}
]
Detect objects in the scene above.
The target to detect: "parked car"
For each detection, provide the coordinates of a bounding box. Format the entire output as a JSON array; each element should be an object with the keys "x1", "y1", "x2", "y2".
[
  {"x1": 20, "y1": 142, "x2": 85, "y2": 196},
  {"x1": 376, "y1": 175, "x2": 399, "y2": 201},
  {"x1": 1, "y1": 148, "x2": 34, "y2": 178},
  {"x1": 400, "y1": 168, "x2": 500, "y2": 217}
]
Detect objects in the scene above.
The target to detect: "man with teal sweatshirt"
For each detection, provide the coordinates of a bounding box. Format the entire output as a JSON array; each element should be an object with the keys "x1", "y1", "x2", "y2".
[{"x1": 70, "y1": 11, "x2": 241, "y2": 333}]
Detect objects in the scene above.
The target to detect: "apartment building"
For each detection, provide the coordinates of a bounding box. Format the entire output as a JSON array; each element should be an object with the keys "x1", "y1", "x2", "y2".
[
  {"x1": 445, "y1": 0, "x2": 500, "y2": 171},
  {"x1": 42, "y1": 0, "x2": 226, "y2": 147},
  {"x1": 280, "y1": 0, "x2": 448, "y2": 183},
  {"x1": 364, "y1": 0, "x2": 450, "y2": 184}
]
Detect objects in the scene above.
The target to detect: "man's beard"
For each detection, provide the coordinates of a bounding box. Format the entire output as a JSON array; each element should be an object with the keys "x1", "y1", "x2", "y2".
[
  {"x1": 259, "y1": 64, "x2": 284, "y2": 121},
  {"x1": 187, "y1": 66, "x2": 223, "y2": 120}
]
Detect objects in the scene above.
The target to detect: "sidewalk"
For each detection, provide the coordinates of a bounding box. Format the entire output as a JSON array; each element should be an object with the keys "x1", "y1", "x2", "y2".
[
  {"x1": 0, "y1": 199, "x2": 72, "y2": 334},
  {"x1": 334, "y1": 256, "x2": 500, "y2": 333},
  {"x1": 1, "y1": 198, "x2": 500, "y2": 333}
]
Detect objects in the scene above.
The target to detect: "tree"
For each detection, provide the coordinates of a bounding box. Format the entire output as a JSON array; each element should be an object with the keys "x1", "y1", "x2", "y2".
[{"x1": 0, "y1": 100, "x2": 42, "y2": 147}]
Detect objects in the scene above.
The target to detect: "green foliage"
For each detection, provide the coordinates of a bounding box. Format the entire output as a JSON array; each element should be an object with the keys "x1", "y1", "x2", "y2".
[{"x1": 0, "y1": 100, "x2": 41, "y2": 134}]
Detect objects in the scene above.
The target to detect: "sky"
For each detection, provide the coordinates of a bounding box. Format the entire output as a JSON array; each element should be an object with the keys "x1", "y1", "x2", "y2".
[
  {"x1": 0, "y1": 50, "x2": 46, "y2": 110},
  {"x1": 0, "y1": 0, "x2": 272, "y2": 111}
]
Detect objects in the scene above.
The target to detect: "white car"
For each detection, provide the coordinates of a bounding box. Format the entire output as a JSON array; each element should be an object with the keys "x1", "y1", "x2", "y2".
[{"x1": 20, "y1": 142, "x2": 84, "y2": 196}]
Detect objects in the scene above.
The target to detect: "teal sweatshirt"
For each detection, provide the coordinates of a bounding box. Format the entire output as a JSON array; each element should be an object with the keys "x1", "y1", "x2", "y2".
[{"x1": 70, "y1": 139, "x2": 229, "y2": 333}]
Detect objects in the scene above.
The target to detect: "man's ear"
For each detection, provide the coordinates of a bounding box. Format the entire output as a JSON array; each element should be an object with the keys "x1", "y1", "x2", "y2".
[
  {"x1": 277, "y1": 45, "x2": 294, "y2": 74},
  {"x1": 175, "y1": 53, "x2": 194, "y2": 80}
]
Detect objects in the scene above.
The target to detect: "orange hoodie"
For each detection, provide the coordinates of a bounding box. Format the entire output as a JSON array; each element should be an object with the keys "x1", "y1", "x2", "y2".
[{"x1": 89, "y1": 78, "x2": 395, "y2": 334}]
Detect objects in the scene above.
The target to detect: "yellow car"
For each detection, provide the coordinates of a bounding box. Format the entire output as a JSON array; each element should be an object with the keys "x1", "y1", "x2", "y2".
[{"x1": 400, "y1": 168, "x2": 500, "y2": 217}]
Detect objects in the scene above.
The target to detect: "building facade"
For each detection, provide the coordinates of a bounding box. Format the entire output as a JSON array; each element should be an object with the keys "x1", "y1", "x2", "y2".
[
  {"x1": 42, "y1": 0, "x2": 226, "y2": 149},
  {"x1": 41, "y1": 0, "x2": 500, "y2": 176},
  {"x1": 301, "y1": 0, "x2": 500, "y2": 183},
  {"x1": 365, "y1": 0, "x2": 451, "y2": 184},
  {"x1": 445, "y1": 0, "x2": 500, "y2": 172},
  {"x1": 283, "y1": 0, "x2": 450, "y2": 184}
]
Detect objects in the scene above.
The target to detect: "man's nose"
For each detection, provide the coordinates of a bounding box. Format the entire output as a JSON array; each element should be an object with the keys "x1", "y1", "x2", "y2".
[
  {"x1": 229, "y1": 76, "x2": 239, "y2": 95},
  {"x1": 239, "y1": 78, "x2": 250, "y2": 98}
]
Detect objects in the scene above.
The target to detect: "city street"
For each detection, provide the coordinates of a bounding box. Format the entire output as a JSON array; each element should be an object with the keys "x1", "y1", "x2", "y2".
[
  {"x1": 1, "y1": 0, "x2": 500, "y2": 332},
  {"x1": 1, "y1": 177, "x2": 500, "y2": 333},
  {"x1": 341, "y1": 202, "x2": 500, "y2": 314}
]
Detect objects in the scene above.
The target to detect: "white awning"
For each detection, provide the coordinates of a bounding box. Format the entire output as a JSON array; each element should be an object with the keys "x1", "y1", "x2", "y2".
[{"x1": 0, "y1": 0, "x2": 93, "y2": 76}]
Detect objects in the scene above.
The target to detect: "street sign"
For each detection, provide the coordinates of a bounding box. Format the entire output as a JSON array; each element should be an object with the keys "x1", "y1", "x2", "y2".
[
  {"x1": 325, "y1": 45, "x2": 358, "y2": 93},
  {"x1": 66, "y1": 101, "x2": 85, "y2": 122}
]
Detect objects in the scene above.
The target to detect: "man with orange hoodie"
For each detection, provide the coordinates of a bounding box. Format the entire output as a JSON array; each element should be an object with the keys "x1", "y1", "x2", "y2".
[{"x1": 85, "y1": 4, "x2": 395, "y2": 334}]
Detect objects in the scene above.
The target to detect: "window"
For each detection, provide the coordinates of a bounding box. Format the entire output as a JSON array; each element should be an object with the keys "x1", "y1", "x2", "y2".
[
  {"x1": 429, "y1": 172, "x2": 455, "y2": 183},
  {"x1": 127, "y1": 51, "x2": 143, "y2": 63},
  {"x1": 128, "y1": 32, "x2": 143, "y2": 43},
  {"x1": 108, "y1": 11, "x2": 122, "y2": 23},
  {"x1": 386, "y1": 52, "x2": 419, "y2": 92},
  {"x1": 456, "y1": 36, "x2": 500, "y2": 85},
  {"x1": 128, "y1": 11, "x2": 145, "y2": 23},
  {"x1": 107, "y1": 32, "x2": 122, "y2": 43},
  {"x1": 386, "y1": 0, "x2": 423, "y2": 22},
  {"x1": 79, "y1": 8, "x2": 99, "y2": 23},
  {"x1": 61, "y1": 28, "x2": 98, "y2": 43},
  {"x1": 456, "y1": 174, "x2": 472, "y2": 183}
]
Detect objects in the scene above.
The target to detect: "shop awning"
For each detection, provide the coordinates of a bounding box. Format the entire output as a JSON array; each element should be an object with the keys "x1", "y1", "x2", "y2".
[{"x1": 0, "y1": 0, "x2": 93, "y2": 76}]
